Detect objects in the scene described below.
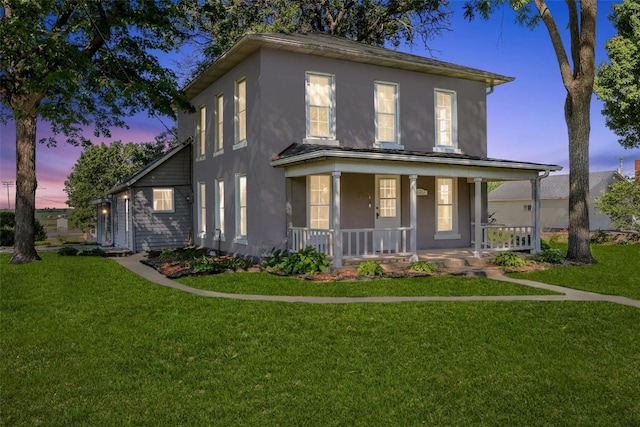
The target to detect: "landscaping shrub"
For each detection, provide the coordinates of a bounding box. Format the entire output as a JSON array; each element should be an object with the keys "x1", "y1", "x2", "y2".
[
  {"x1": 590, "y1": 229, "x2": 611, "y2": 244},
  {"x1": 57, "y1": 246, "x2": 79, "y2": 256},
  {"x1": 357, "y1": 261, "x2": 385, "y2": 276},
  {"x1": 493, "y1": 252, "x2": 525, "y2": 268},
  {"x1": 534, "y1": 248, "x2": 565, "y2": 264},
  {"x1": 263, "y1": 248, "x2": 288, "y2": 269},
  {"x1": 540, "y1": 239, "x2": 551, "y2": 251},
  {"x1": 407, "y1": 260, "x2": 437, "y2": 273},
  {"x1": 77, "y1": 248, "x2": 106, "y2": 257},
  {"x1": 268, "y1": 246, "x2": 330, "y2": 275},
  {"x1": 0, "y1": 211, "x2": 47, "y2": 246}
]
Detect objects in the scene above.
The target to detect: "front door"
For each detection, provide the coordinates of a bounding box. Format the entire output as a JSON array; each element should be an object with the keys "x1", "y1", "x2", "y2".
[{"x1": 375, "y1": 175, "x2": 401, "y2": 251}]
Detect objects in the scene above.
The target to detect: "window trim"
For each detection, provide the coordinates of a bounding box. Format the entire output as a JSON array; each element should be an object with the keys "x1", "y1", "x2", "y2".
[
  {"x1": 215, "y1": 178, "x2": 225, "y2": 241},
  {"x1": 197, "y1": 182, "x2": 206, "y2": 238},
  {"x1": 374, "y1": 81, "x2": 403, "y2": 149},
  {"x1": 234, "y1": 78, "x2": 247, "y2": 148},
  {"x1": 305, "y1": 72, "x2": 337, "y2": 144},
  {"x1": 433, "y1": 89, "x2": 461, "y2": 154},
  {"x1": 235, "y1": 174, "x2": 247, "y2": 244},
  {"x1": 307, "y1": 175, "x2": 332, "y2": 229},
  {"x1": 196, "y1": 105, "x2": 206, "y2": 160},
  {"x1": 152, "y1": 188, "x2": 175, "y2": 213},
  {"x1": 214, "y1": 93, "x2": 224, "y2": 156},
  {"x1": 434, "y1": 177, "x2": 460, "y2": 239}
]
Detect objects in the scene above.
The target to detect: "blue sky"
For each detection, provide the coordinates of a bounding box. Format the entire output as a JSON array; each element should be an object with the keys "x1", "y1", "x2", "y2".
[{"x1": 1, "y1": 0, "x2": 638, "y2": 209}]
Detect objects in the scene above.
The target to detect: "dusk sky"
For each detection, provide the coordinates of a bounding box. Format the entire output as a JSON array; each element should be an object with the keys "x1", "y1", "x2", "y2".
[{"x1": 1, "y1": 1, "x2": 638, "y2": 209}]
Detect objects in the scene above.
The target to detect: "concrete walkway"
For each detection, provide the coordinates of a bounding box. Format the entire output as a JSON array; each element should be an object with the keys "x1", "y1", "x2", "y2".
[{"x1": 115, "y1": 253, "x2": 640, "y2": 308}]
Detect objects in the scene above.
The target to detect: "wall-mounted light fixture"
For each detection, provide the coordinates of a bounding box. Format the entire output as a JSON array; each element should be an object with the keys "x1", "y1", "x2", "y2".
[{"x1": 102, "y1": 208, "x2": 108, "y2": 214}]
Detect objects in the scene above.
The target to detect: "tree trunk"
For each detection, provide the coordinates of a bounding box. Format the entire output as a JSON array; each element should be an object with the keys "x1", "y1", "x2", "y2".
[
  {"x1": 565, "y1": 89, "x2": 595, "y2": 264},
  {"x1": 9, "y1": 114, "x2": 41, "y2": 264}
]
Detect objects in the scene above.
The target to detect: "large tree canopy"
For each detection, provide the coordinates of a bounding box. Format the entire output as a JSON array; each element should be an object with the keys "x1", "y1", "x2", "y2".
[
  {"x1": 193, "y1": 0, "x2": 451, "y2": 66},
  {"x1": 0, "y1": 0, "x2": 194, "y2": 263},
  {"x1": 64, "y1": 133, "x2": 177, "y2": 233},
  {"x1": 594, "y1": 0, "x2": 640, "y2": 150},
  {"x1": 464, "y1": 0, "x2": 597, "y2": 264}
]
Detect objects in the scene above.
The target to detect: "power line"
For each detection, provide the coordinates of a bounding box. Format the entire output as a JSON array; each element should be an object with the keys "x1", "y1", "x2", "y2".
[{"x1": 2, "y1": 180, "x2": 14, "y2": 210}]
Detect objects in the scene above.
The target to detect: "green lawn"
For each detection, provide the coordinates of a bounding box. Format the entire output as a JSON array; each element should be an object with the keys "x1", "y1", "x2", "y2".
[
  {"x1": 2, "y1": 253, "x2": 639, "y2": 426},
  {"x1": 177, "y1": 271, "x2": 558, "y2": 297},
  {"x1": 511, "y1": 243, "x2": 640, "y2": 300}
]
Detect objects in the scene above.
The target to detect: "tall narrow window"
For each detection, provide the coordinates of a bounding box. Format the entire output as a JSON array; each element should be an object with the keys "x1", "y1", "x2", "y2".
[
  {"x1": 378, "y1": 178, "x2": 397, "y2": 218},
  {"x1": 235, "y1": 174, "x2": 247, "y2": 242},
  {"x1": 197, "y1": 182, "x2": 206, "y2": 237},
  {"x1": 196, "y1": 105, "x2": 206, "y2": 159},
  {"x1": 153, "y1": 188, "x2": 174, "y2": 212},
  {"x1": 234, "y1": 78, "x2": 246, "y2": 146},
  {"x1": 309, "y1": 175, "x2": 331, "y2": 229},
  {"x1": 375, "y1": 82, "x2": 399, "y2": 145},
  {"x1": 306, "y1": 73, "x2": 335, "y2": 140},
  {"x1": 215, "y1": 179, "x2": 225, "y2": 240},
  {"x1": 435, "y1": 177, "x2": 459, "y2": 238},
  {"x1": 434, "y1": 90, "x2": 458, "y2": 152},
  {"x1": 214, "y1": 94, "x2": 224, "y2": 154}
]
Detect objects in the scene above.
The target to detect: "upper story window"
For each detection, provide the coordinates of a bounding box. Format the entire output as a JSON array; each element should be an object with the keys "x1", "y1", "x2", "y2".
[
  {"x1": 153, "y1": 188, "x2": 174, "y2": 213},
  {"x1": 305, "y1": 72, "x2": 337, "y2": 144},
  {"x1": 375, "y1": 82, "x2": 401, "y2": 149},
  {"x1": 214, "y1": 94, "x2": 224, "y2": 155},
  {"x1": 196, "y1": 105, "x2": 206, "y2": 160},
  {"x1": 434, "y1": 89, "x2": 460, "y2": 153},
  {"x1": 234, "y1": 78, "x2": 247, "y2": 148}
]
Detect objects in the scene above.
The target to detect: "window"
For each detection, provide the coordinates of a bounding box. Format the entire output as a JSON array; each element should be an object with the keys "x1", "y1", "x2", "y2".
[
  {"x1": 434, "y1": 90, "x2": 459, "y2": 152},
  {"x1": 215, "y1": 179, "x2": 225, "y2": 240},
  {"x1": 375, "y1": 82, "x2": 399, "y2": 146},
  {"x1": 235, "y1": 174, "x2": 247, "y2": 242},
  {"x1": 196, "y1": 105, "x2": 206, "y2": 159},
  {"x1": 435, "y1": 178, "x2": 459, "y2": 238},
  {"x1": 378, "y1": 177, "x2": 397, "y2": 218},
  {"x1": 309, "y1": 175, "x2": 331, "y2": 229},
  {"x1": 214, "y1": 94, "x2": 224, "y2": 154},
  {"x1": 197, "y1": 182, "x2": 206, "y2": 237},
  {"x1": 306, "y1": 73, "x2": 335, "y2": 140},
  {"x1": 234, "y1": 78, "x2": 246, "y2": 146},
  {"x1": 153, "y1": 188, "x2": 174, "y2": 212}
]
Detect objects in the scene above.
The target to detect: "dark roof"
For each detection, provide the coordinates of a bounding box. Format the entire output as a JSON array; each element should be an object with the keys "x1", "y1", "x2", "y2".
[
  {"x1": 185, "y1": 33, "x2": 515, "y2": 99},
  {"x1": 271, "y1": 143, "x2": 562, "y2": 172},
  {"x1": 488, "y1": 171, "x2": 622, "y2": 200}
]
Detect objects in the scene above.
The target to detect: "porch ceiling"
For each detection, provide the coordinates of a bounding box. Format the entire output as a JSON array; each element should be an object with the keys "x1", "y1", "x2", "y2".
[{"x1": 271, "y1": 144, "x2": 562, "y2": 181}]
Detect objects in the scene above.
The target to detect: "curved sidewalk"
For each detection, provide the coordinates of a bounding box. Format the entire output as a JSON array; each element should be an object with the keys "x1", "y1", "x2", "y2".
[{"x1": 115, "y1": 253, "x2": 640, "y2": 308}]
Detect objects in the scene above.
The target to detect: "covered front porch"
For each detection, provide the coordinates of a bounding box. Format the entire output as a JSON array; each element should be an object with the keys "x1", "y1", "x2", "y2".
[{"x1": 271, "y1": 144, "x2": 561, "y2": 267}]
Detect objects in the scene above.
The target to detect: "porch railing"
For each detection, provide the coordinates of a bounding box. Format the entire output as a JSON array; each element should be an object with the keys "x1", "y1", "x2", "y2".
[
  {"x1": 342, "y1": 227, "x2": 412, "y2": 257},
  {"x1": 289, "y1": 227, "x2": 333, "y2": 256},
  {"x1": 473, "y1": 224, "x2": 534, "y2": 251}
]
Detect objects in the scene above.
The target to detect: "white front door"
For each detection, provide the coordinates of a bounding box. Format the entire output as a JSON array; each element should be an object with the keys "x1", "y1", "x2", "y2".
[{"x1": 375, "y1": 175, "x2": 401, "y2": 251}]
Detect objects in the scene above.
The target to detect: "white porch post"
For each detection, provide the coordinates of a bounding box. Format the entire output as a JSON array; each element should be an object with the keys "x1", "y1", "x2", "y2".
[
  {"x1": 332, "y1": 171, "x2": 342, "y2": 268},
  {"x1": 409, "y1": 174, "x2": 418, "y2": 262},
  {"x1": 473, "y1": 177, "x2": 482, "y2": 258},
  {"x1": 531, "y1": 177, "x2": 541, "y2": 253}
]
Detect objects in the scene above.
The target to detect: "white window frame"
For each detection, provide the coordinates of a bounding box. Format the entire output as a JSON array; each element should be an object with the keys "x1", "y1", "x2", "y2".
[
  {"x1": 152, "y1": 188, "x2": 174, "y2": 213},
  {"x1": 434, "y1": 177, "x2": 460, "y2": 239},
  {"x1": 215, "y1": 178, "x2": 225, "y2": 241},
  {"x1": 433, "y1": 89, "x2": 461, "y2": 154},
  {"x1": 304, "y1": 72, "x2": 338, "y2": 145},
  {"x1": 235, "y1": 174, "x2": 247, "y2": 244},
  {"x1": 214, "y1": 93, "x2": 224, "y2": 156},
  {"x1": 196, "y1": 105, "x2": 206, "y2": 160},
  {"x1": 307, "y1": 175, "x2": 332, "y2": 229},
  {"x1": 197, "y1": 182, "x2": 206, "y2": 238},
  {"x1": 234, "y1": 78, "x2": 247, "y2": 149},
  {"x1": 374, "y1": 81, "x2": 402, "y2": 149}
]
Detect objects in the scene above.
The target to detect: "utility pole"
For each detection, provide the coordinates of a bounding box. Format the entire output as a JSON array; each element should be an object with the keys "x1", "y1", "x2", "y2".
[{"x1": 1, "y1": 181, "x2": 14, "y2": 210}]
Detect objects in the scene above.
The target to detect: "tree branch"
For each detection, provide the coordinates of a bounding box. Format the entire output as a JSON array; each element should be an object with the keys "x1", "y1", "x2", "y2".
[
  {"x1": 566, "y1": 0, "x2": 580, "y2": 77},
  {"x1": 534, "y1": 0, "x2": 574, "y2": 88}
]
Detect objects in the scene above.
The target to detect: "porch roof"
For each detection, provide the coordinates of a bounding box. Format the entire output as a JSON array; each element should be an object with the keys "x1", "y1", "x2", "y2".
[{"x1": 271, "y1": 143, "x2": 562, "y2": 180}]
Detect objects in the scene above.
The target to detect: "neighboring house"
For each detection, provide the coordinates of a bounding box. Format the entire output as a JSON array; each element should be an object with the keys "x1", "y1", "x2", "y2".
[
  {"x1": 488, "y1": 171, "x2": 624, "y2": 231},
  {"x1": 93, "y1": 142, "x2": 192, "y2": 252}
]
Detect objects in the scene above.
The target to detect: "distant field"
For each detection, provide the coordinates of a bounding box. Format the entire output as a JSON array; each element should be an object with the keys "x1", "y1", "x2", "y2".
[{"x1": 35, "y1": 208, "x2": 72, "y2": 230}]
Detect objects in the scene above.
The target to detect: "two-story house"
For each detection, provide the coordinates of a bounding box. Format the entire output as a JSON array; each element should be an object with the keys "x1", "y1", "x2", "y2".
[{"x1": 178, "y1": 32, "x2": 561, "y2": 267}]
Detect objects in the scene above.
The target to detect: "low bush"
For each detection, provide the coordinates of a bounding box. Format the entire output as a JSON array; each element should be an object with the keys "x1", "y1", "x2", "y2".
[
  {"x1": 493, "y1": 252, "x2": 525, "y2": 268},
  {"x1": 57, "y1": 246, "x2": 79, "y2": 256},
  {"x1": 534, "y1": 248, "x2": 565, "y2": 264},
  {"x1": 0, "y1": 211, "x2": 47, "y2": 246},
  {"x1": 407, "y1": 260, "x2": 437, "y2": 273},
  {"x1": 590, "y1": 229, "x2": 611, "y2": 244},
  {"x1": 77, "y1": 248, "x2": 106, "y2": 257},
  {"x1": 357, "y1": 261, "x2": 385, "y2": 276},
  {"x1": 268, "y1": 246, "x2": 330, "y2": 275}
]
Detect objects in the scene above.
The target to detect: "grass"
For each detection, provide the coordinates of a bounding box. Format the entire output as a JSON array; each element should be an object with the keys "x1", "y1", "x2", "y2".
[
  {"x1": 177, "y1": 272, "x2": 558, "y2": 297},
  {"x1": 2, "y1": 252, "x2": 640, "y2": 426},
  {"x1": 511, "y1": 243, "x2": 640, "y2": 300}
]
